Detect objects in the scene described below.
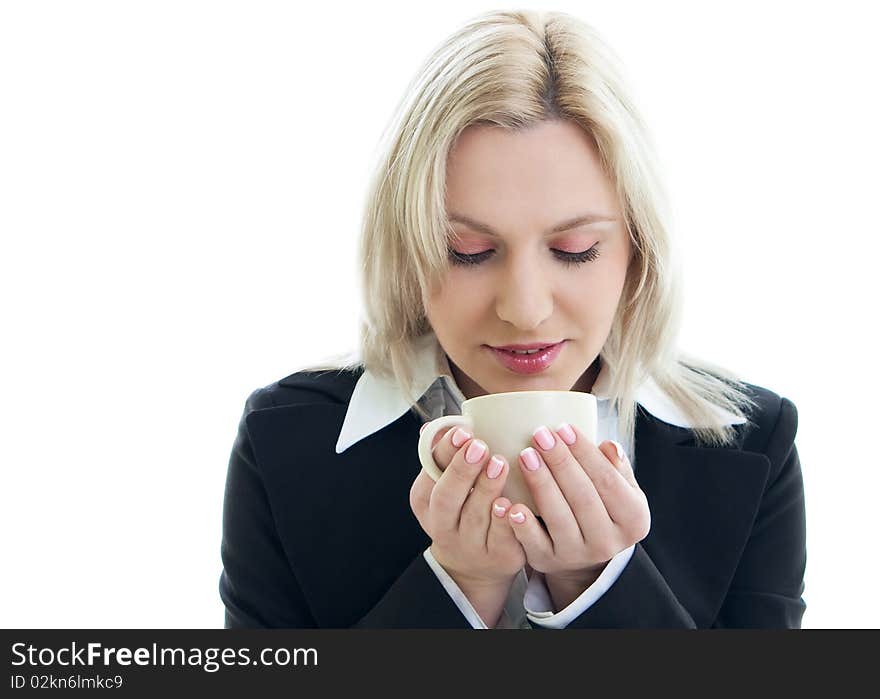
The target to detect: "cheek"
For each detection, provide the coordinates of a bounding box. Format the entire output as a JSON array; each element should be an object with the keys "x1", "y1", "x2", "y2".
[
  {"x1": 425, "y1": 272, "x2": 486, "y2": 324},
  {"x1": 562, "y1": 266, "x2": 628, "y2": 322}
]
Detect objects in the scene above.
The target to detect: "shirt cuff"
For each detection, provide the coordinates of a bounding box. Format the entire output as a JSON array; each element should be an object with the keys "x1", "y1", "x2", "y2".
[
  {"x1": 423, "y1": 547, "x2": 528, "y2": 629},
  {"x1": 524, "y1": 544, "x2": 636, "y2": 628}
]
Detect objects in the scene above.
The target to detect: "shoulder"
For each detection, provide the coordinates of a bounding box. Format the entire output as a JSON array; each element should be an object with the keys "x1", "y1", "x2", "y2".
[
  {"x1": 724, "y1": 379, "x2": 799, "y2": 478},
  {"x1": 242, "y1": 365, "x2": 366, "y2": 414},
  {"x1": 674, "y1": 359, "x2": 796, "y2": 448}
]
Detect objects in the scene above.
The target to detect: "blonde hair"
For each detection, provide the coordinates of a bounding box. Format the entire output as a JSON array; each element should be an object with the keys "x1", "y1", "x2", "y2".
[{"x1": 298, "y1": 8, "x2": 759, "y2": 451}]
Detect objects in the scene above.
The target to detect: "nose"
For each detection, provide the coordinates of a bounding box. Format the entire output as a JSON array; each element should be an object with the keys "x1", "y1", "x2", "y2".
[{"x1": 493, "y1": 253, "x2": 554, "y2": 330}]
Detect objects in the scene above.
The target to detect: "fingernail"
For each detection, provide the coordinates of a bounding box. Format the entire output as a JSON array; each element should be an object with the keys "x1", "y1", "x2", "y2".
[
  {"x1": 487, "y1": 455, "x2": 504, "y2": 479},
  {"x1": 510, "y1": 511, "x2": 526, "y2": 524},
  {"x1": 612, "y1": 440, "x2": 625, "y2": 462},
  {"x1": 533, "y1": 425, "x2": 555, "y2": 450},
  {"x1": 556, "y1": 422, "x2": 576, "y2": 445},
  {"x1": 493, "y1": 502, "x2": 507, "y2": 517},
  {"x1": 451, "y1": 428, "x2": 472, "y2": 448},
  {"x1": 520, "y1": 447, "x2": 541, "y2": 471},
  {"x1": 465, "y1": 439, "x2": 487, "y2": 464}
]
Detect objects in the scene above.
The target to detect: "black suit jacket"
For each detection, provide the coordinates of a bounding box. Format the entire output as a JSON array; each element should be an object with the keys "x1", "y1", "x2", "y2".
[{"x1": 218, "y1": 366, "x2": 807, "y2": 628}]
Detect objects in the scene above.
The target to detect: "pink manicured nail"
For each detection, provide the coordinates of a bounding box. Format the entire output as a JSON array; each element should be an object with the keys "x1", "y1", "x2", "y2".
[
  {"x1": 487, "y1": 455, "x2": 504, "y2": 479},
  {"x1": 612, "y1": 440, "x2": 625, "y2": 461},
  {"x1": 510, "y1": 511, "x2": 526, "y2": 524},
  {"x1": 520, "y1": 447, "x2": 541, "y2": 471},
  {"x1": 556, "y1": 423, "x2": 576, "y2": 445},
  {"x1": 465, "y1": 439, "x2": 487, "y2": 464},
  {"x1": 451, "y1": 428, "x2": 472, "y2": 448},
  {"x1": 533, "y1": 425, "x2": 555, "y2": 450},
  {"x1": 493, "y1": 503, "x2": 507, "y2": 517}
]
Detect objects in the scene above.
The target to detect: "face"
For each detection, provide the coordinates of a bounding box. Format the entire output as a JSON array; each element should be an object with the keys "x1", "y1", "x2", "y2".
[{"x1": 424, "y1": 119, "x2": 632, "y2": 399}]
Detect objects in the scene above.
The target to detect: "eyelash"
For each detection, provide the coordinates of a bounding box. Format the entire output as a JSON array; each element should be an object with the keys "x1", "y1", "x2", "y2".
[{"x1": 447, "y1": 246, "x2": 601, "y2": 268}]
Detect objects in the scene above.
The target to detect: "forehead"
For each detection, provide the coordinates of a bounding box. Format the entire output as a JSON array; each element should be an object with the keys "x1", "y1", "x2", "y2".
[{"x1": 445, "y1": 120, "x2": 619, "y2": 216}]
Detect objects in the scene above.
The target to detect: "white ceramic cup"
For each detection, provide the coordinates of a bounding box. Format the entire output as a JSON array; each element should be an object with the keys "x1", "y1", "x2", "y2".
[{"x1": 417, "y1": 390, "x2": 598, "y2": 516}]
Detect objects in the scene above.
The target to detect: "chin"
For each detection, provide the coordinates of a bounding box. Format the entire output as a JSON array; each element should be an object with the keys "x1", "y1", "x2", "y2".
[{"x1": 497, "y1": 374, "x2": 571, "y2": 391}]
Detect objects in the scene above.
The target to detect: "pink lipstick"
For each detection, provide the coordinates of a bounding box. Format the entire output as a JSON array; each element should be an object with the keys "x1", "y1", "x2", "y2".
[{"x1": 486, "y1": 341, "x2": 566, "y2": 375}]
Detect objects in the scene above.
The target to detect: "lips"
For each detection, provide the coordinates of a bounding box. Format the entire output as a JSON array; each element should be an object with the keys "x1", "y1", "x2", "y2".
[
  {"x1": 486, "y1": 341, "x2": 566, "y2": 375},
  {"x1": 492, "y1": 342, "x2": 561, "y2": 351}
]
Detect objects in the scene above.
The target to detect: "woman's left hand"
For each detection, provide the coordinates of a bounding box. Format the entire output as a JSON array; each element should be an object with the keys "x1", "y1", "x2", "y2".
[{"x1": 508, "y1": 423, "x2": 651, "y2": 597}]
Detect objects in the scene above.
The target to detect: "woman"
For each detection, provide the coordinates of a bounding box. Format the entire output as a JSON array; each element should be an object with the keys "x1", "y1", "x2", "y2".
[{"x1": 219, "y1": 9, "x2": 806, "y2": 629}]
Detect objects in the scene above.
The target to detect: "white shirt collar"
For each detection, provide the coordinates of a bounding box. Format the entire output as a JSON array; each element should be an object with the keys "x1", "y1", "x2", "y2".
[{"x1": 335, "y1": 331, "x2": 745, "y2": 454}]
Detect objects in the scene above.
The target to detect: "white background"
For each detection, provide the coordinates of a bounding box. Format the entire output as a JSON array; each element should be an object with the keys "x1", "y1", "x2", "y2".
[{"x1": 1, "y1": 0, "x2": 877, "y2": 628}]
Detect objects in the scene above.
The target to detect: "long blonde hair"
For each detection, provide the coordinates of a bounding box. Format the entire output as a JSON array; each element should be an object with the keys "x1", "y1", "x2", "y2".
[{"x1": 297, "y1": 9, "x2": 759, "y2": 451}]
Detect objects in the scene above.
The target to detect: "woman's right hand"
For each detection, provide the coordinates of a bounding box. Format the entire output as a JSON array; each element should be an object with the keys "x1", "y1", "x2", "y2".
[{"x1": 409, "y1": 424, "x2": 527, "y2": 592}]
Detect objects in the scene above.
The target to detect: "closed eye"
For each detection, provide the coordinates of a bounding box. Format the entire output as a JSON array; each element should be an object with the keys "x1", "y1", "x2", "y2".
[{"x1": 448, "y1": 246, "x2": 601, "y2": 267}]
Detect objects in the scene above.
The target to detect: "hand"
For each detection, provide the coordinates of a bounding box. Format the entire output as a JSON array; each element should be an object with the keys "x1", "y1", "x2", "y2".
[
  {"x1": 507, "y1": 423, "x2": 650, "y2": 602},
  {"x1": 409, "y1": 423, "x2": 526, "y2": 624}
]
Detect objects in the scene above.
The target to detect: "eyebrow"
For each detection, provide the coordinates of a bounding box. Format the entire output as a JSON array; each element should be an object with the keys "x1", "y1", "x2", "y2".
[{"x1": 447, "y1": 212, "x2": 618, "y2": 237}]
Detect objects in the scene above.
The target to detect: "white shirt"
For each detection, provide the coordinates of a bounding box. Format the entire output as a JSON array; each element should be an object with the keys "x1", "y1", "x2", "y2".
[{"x1": 332, "y1": 331, "x2": 746, "y2": 629}]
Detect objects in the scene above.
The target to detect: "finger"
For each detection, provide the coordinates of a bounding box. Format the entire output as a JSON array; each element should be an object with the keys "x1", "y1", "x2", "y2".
[
  {"x1": 409, "y1": 468, "x2": 435, "y2": 532},
  {"x1": 490, "y1": 497, "x2": 512, "y2": 524},
  {"x1": 460, "y1": 453, "x2": 509, "y2": 548},
  {"x1": 431, "y1": 425, "x2": 473, "y2": 474},
  {"x1": 507, "y1": 503, "x2": 554, "y2": 571},
  {"x1": 517, "y1": 441, "x2": 584, "y2": 550},
  {"x1": 420, "y1": 420, "x2": 455, "y2": 451},
  {"x1": 557, "y1": 422, "x2": 639, "y2": 524},
  {"x1": 605, "y1": 440, "x2": 639, "y2": 488},
  {"x1": 487, "y1": 496, "x2": 520, "y2": 552},
  {"x1": 528, "y1": 424, "x2": 608, "y2": 543},
  {"x1": 430, "y1": 434, "x2": 490, "y2": 535},
  {"x1": 421, "y1": 421, "x2": 457, "y2": 452},
  {"x1": 597, "y1": 439, "x2": 651, "y2": 539}
]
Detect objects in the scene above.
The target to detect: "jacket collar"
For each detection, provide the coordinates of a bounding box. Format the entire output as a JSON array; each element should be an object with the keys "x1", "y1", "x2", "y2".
[{"x1": 335, "y1": 331, "x2": 746, "y2": 454}]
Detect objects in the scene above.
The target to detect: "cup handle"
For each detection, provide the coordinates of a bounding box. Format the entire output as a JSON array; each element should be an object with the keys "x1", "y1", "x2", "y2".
[{"x1": 417, "y1": 415, "x2": 474, "y2": 481}]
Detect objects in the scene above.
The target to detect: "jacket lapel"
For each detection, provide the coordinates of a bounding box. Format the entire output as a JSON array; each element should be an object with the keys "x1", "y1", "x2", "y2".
[
  {"x1": 246, "y1": 386, "x2": 771, "y2": 628},
  {"x1": 633, "y1": 407, "x2": 771, "y2": 627}
]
